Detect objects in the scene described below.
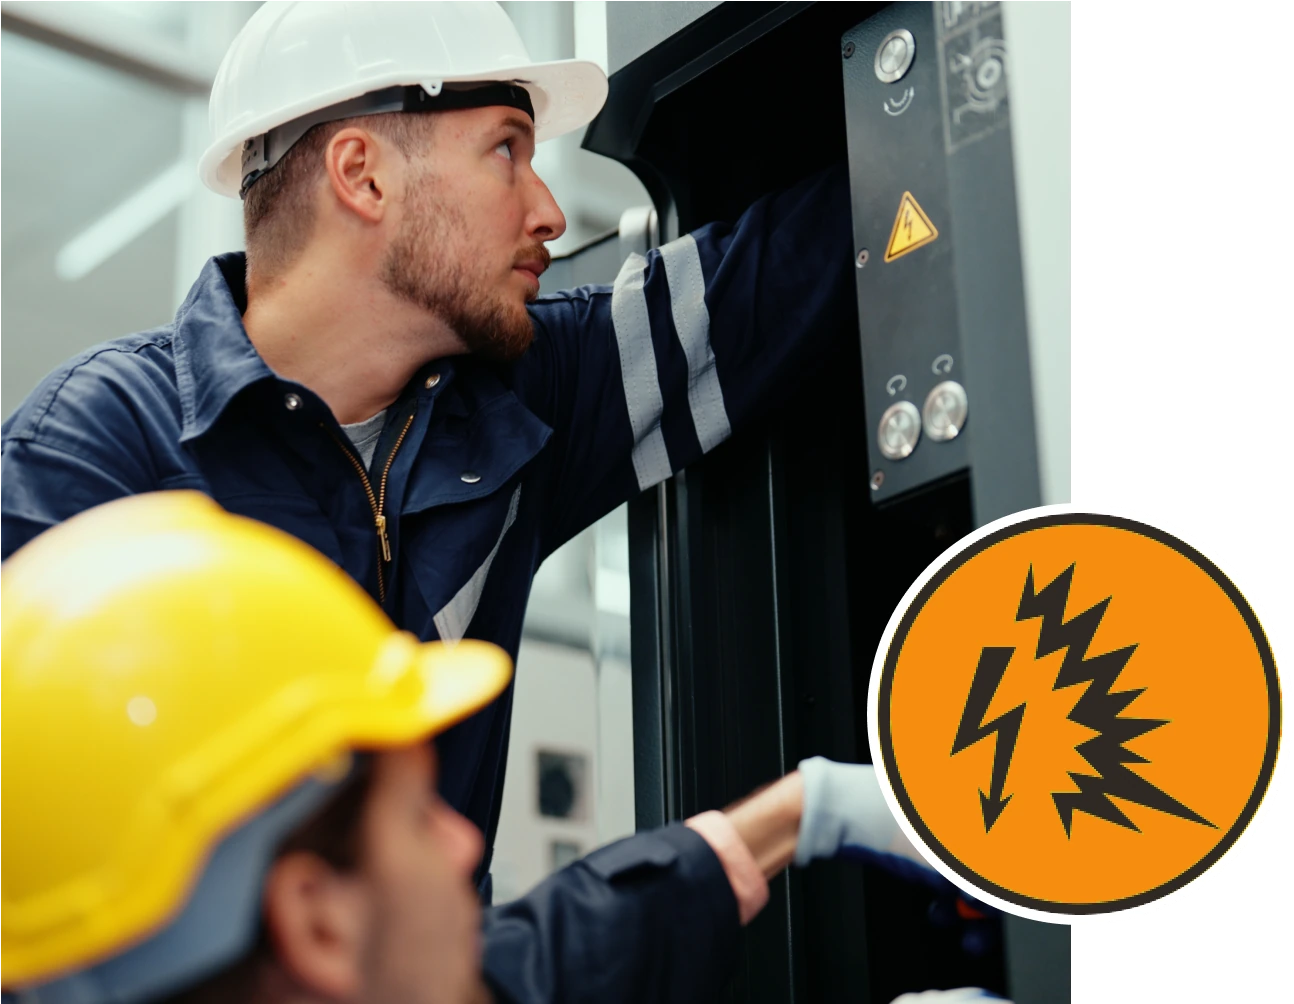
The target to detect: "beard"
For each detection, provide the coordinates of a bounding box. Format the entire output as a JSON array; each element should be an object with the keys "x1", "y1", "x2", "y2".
[{"x1": 379, "y1": 178, "x2": 547, "y2": 365}]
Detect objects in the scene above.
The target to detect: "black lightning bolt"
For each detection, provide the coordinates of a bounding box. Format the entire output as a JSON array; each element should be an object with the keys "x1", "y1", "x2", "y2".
[
  {"x1": 952, "y1": 646, "x2": 1024, "y2": 832},
  {"x1": 1017, "y1": 564, "x2": 1217, "y2": 837}
]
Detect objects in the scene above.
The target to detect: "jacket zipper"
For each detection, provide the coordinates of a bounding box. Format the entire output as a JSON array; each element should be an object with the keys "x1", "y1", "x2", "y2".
[{"x1": 327, "y1": 413, "x2": 415, "y2": 605}]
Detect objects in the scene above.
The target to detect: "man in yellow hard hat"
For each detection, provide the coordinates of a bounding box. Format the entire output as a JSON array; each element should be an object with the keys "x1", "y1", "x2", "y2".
[{"x1": 3, "y1": 493, "x2": 998, "y2": 1004}]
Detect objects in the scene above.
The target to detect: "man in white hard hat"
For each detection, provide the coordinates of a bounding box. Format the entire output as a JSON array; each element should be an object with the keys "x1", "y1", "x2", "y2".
[
  {"x1": 1, "y1": 2, "x2": 858, "y2": 994},
  {"x1": 1, "y1": 493, "x2": 1001, "y2": 1004}
]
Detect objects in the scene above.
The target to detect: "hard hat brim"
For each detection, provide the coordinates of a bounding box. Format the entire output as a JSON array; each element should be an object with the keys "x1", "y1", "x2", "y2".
[
  {"x1": 405, "y1": 637, "x2": 514, "y2": 740},
  {"x1": 199, "y1": 57, "x2": 609, "y2": 198}
]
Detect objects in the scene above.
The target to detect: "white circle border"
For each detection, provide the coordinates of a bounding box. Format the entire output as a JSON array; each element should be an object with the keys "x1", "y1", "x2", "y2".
[{"x1": 864, "y1": 502, "x2": 1288, "y2": 926}]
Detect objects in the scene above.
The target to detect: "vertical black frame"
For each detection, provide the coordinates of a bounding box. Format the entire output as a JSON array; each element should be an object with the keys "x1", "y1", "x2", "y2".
[{"x1": 585, "y1": 3, "x2": 1070, "y2": 1001}]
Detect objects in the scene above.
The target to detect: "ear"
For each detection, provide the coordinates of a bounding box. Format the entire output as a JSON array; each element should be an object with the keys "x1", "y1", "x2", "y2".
[
  {"x1": 324, "y1": 127, "x2": 389, "y2": 224},
  {"x1": 262, "y1": 851, "x2": 370, "y2": 998}
]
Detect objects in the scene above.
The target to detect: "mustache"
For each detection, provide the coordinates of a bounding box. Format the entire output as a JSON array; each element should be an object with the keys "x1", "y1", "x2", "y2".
[{"x1": 512, "y1": 244, "x2": 552, "y2": 274}]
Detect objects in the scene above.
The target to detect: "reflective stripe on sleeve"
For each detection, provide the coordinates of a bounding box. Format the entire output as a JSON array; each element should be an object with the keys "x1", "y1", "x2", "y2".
[
  {"x1": 610, "y1": 252, "x2": 673, "y2": 491},
  {"x1": 659, "y1": 234, "x2": 732, "y2": 453}
]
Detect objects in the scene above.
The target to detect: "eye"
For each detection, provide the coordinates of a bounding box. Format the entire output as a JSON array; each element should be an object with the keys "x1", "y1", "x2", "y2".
[{"x1": 494, "y1": 140, "x2": 513, "y2": 162}]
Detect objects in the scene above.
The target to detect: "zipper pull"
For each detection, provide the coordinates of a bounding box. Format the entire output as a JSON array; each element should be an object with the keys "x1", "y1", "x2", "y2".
[{"x1": 375, "y1": 513, "x2": 392, "y2": 562}]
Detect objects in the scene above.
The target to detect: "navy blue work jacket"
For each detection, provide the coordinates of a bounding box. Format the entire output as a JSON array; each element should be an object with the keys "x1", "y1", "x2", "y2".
[{"x1": 2, "y1": 164, "x2": 853, "y2": 1000}]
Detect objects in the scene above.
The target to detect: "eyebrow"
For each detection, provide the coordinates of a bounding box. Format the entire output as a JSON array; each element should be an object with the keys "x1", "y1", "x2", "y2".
[{"x1": 498, "y1": 114, "x2": 535, "y2": 143}]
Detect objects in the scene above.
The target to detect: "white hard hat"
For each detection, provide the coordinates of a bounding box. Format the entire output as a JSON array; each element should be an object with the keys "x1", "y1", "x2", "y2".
[{"x1": 199, "y1": 1, "x2": 609, "y2": 199}]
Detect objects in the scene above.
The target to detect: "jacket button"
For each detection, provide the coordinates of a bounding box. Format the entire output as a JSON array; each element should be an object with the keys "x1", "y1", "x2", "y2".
[
  {"x1": 460, "y1": 472, "x2": 481, "y2": 484},
  {"x1": 284, "y1": 393, "x2": 303, "y2": 411},
  {"x1": 425, "y1": 373, "x2": 441, "y2": 389}
]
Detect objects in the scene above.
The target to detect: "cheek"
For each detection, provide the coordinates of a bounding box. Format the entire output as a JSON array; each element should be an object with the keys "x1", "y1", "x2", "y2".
[{"x1": 461, "y1": 178, "x2": 527, "y2": 243}]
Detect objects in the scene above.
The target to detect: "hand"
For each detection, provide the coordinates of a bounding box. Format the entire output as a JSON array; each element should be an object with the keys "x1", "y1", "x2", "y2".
[{"x1": 793, "y1": 757, "x2": 938, "y2": 881}]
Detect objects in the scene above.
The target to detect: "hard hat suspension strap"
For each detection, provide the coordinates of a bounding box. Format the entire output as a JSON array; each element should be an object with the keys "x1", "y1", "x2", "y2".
[{"x1": 240, "y1": 82, "x2": 536, "y2": 199}]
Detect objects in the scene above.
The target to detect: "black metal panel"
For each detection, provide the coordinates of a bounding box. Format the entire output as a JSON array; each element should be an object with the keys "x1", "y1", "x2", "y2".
[
  {"x1": 935, "y1": 3, "x2": 1043, "y2": 525},
  {"x1": 839, "y1": 2, "x2": 1042, "y2": 519},
  {"x1": 841, "y1": 6, "x2": 971, "y2": 503},
  {"x1": 628, "y1": 487, "x2": 673, "y2": 830}
]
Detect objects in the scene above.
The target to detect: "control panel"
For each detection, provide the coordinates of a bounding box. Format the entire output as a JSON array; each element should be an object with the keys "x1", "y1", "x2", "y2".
[{"x1": 843, "y1": 4, "x2": 994, "y2": 503}]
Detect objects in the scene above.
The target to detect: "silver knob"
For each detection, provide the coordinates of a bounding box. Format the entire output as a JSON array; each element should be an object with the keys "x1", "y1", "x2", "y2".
[
  {"x1": 923, "y1": 380, "x2": 969, "y2": 442},
  {"x1": 875, "y1": 29, "x2": 916, "y2": 84},
  {"x1": 878, "y1": 400, "x2": 922, "y2": 460}
]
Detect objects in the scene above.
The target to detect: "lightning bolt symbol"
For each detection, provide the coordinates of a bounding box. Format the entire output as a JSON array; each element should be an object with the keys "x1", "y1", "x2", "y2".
[
  {"x1": 952, "y1": 646, "x2": 1024, "y2": 832},
  {"x1": 1017, "y1": 564, "x2": 1217, "y2": 837}
]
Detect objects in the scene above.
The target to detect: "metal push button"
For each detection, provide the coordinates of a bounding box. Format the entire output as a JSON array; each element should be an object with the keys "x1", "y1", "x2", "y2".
[
  {"x1": 878, "y1": 400, "x2": 922, "y2": 460},
  {"x1": 922, "y1": 380, "x2": 969, "y2": 441},
  {"x1": 875, "y1": 29, "x2": 916, "y2": 84}
]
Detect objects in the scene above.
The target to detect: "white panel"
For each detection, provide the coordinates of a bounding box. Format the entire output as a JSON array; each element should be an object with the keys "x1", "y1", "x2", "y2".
[{"x1": 491, "y1": 639, "x2": 600, "y2": 905}]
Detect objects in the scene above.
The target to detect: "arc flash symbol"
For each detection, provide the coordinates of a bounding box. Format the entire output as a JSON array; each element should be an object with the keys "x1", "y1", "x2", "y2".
[{"x1": 951, "y1": 565, "x2": 1215, "y2": 837}]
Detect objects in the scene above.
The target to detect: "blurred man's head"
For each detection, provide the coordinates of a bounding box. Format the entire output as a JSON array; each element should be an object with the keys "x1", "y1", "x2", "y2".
[
  {"x1": 163, "y1": 744, "x2": 489, "y2": 1004},
  {"x1": 0, "y1": 492, "x2": 512, "y2": 1004}
]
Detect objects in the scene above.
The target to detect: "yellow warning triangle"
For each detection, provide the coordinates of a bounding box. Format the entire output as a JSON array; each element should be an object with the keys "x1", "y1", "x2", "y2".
[{"x1": 885, "y1": 191, "x2": 938, "y2": 263}]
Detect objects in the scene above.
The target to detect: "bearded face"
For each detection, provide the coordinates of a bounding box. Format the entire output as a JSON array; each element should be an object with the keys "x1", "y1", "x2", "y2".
[{"x1": 379, "y1": 166, "x2": 550, "y2": 365}]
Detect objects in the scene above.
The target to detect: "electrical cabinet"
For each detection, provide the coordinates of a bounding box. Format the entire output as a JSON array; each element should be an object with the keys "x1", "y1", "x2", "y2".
[{"x1": 560, "y1": 3, "x2": 1070, "y2": 1000}]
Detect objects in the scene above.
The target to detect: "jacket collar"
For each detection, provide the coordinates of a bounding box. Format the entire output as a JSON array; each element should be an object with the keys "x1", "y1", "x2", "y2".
[
  {"x1": 172, "y1": 253, "x2": 276, "y2": 444},
  {"x1": 169, "y1": 254, "x2": 554, "y2": 475}
]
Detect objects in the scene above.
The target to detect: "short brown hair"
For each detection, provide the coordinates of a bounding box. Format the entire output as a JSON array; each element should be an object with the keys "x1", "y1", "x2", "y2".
[{"x1": 242, "y1": 112, "x2": 436, "y2": 283}]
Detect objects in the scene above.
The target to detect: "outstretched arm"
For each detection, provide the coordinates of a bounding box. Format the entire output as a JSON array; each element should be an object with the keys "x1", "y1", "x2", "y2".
[{"x1": 479, "y1": 758, "x2": 957, "y2": 1004}]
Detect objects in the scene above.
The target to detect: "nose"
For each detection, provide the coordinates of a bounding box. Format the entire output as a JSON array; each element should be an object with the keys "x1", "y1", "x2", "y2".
[
  {"x1": 525, "y1": 168, "x2": 566, "y2": 243},
  {"x1": 440, "y1": 803, "x2": 485, "y2": 879}
]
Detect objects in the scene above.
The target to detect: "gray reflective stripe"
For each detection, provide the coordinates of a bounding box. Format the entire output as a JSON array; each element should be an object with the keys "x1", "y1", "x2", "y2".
[
  {"x1": 433, "y1": 486, "x2": 522, "y2": 645},
  {"x1": 611, "y1": 251, "x2": 672, "y2": 491},
  {"x1": 659, "y1": 234, "x2": 732, "y2": 452}
]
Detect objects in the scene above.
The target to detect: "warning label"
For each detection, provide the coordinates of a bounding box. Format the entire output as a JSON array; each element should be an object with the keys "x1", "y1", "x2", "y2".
[{"x1": 885, "y1": 192, "x2": 939, "y2": 263}]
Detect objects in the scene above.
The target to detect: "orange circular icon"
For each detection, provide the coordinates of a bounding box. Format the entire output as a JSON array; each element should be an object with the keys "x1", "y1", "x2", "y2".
[{"x1": 877, "y1": 513, "x2": 1280, "y2": 914}]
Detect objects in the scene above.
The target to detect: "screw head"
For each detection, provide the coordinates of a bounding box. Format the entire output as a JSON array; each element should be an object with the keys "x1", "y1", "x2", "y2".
[
  {"x1": 856, "y1": 248, "x2": 870, "y2": 268},
  {"x1": 871, "y1": 470, "x2": 885, "y2": 490},
  {"x1": 843, "y1": 41, "x2": 855, "y2": 59}
]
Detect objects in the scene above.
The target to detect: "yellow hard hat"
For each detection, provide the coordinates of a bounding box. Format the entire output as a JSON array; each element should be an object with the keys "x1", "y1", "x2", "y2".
[{"x1": 1, "y1": 491, "x2": 512, "y2": 992}]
